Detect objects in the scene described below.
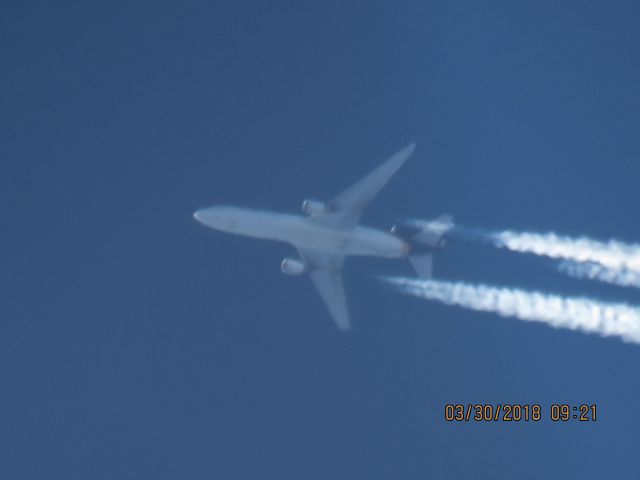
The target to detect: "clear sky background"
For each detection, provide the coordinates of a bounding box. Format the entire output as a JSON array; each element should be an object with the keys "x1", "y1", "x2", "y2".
[{"x1": 3, "y1": 1, "x2": 640, "y2": 478}]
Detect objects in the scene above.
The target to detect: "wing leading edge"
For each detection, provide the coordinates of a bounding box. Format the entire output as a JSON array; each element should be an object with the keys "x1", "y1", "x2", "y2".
[
  {"x1": 296, "y1": 247, "x2": 350, "y2": 330},
  {"x1": 311, "y1": 143, "x2": 416, "y2": 229},
  {"x1": 309, "y1": 269, "x2": 350, "y2": 331}
]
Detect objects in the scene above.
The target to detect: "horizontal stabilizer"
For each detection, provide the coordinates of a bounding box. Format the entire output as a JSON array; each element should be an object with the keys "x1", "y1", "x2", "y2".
[{"x1": 409, "y1": 253, "x2": 433, "y2": 279}]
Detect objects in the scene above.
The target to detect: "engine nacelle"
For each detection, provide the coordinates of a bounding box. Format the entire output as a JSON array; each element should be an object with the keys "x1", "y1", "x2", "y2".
[
  {"x1": 391, "y1": 215, "x2": 453, "y2": 249},
  {"x1": 302, "y1": 199, "x2": 327, "y2": 215},
  {"x1": 390, "y1": 223, "x2": 422, "y2": 239},
  {"x1": 281, "y1": 258, "x2": 307, "y2": 275}
]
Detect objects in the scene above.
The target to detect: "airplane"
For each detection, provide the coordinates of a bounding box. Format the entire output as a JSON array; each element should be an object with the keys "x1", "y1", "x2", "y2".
[{"x1": 193, "y1": 143, "x2": 452, "y2": 330}]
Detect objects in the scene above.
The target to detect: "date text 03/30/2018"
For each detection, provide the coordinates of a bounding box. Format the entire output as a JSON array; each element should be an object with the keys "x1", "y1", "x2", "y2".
[{"x1": 444, "y1": 404, "x2": 597, "y2": 422}]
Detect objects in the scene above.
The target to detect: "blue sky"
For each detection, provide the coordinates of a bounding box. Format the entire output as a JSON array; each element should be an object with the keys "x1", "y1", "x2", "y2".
[{"x1": 2, "y1": 1, "x2": 640, "y2": 478}]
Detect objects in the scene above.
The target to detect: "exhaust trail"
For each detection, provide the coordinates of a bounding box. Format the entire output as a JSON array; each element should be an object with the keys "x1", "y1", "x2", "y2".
[
  {"x1": 491, "y1": 230, "x2": 640, "y2": 273},
  {"x1": 449, "y1": 224, "x2": 640, "y2": 288},
  {"x1": 557, "y1": 260, "x2": 640, "y2": 289},
  {"x1": 383, "y1": 277, "x2": 640, "y2": 344}
]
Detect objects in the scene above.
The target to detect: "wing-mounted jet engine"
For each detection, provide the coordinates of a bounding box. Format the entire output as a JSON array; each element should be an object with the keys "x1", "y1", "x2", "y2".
[
  {"x1": 281, "y1": 258, "x2": 308, "y2": 275},
  {"x1": 302, "y1": 199, "x2": 329, "y2": 215},
  {"x1": 390, "y1": 214, "x2": 454, "y2": 279}
]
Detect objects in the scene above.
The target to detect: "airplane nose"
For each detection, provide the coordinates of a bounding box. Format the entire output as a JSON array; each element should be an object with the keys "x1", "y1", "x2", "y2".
[
  {"x1": 193, "y1": 209, "x2": 205, "y2": 223},
  {"x1": 192, "y1": 206, "x2": 230, "y2": 229}
]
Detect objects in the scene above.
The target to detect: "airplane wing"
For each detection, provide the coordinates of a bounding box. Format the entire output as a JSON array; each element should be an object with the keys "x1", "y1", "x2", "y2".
[
  {"x1": 296, "y1": 247, "x2": 350, "y2": 331},
  {"x1": 312, "y1": 143, "x2": 416, "y2": 229}
]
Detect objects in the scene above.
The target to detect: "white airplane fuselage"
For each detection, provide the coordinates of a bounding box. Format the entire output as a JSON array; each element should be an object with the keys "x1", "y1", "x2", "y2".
[{"x1": 193, "y1": 206, "x2": 409, "y2": 258}]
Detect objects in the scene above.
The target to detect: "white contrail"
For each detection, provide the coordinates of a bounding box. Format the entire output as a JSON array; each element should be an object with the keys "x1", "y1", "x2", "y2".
[
  {"x1": 557, "y1": 260, "x2": 640, "y2": 289},
  {"x1": 383, "y1": 277, "x2": 640, "y2": 344},
  {"x1": 491, "y1": 230, "x2": 640, "y2": 273}
]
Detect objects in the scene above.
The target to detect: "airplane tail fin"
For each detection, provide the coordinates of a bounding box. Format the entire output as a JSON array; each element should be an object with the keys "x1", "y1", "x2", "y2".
[
  {"x1": 390, "y1": 214, "x2": 454, "y2": 279},
  {"x1": 391, "y1": 215, "x2": 453, "y2": 248},
  {"x1": 409, "y1": 253, "x2": 433, "y2": 279},
  {"x1": 409, "y1": 214, "x2": 454, "y2": 247}
]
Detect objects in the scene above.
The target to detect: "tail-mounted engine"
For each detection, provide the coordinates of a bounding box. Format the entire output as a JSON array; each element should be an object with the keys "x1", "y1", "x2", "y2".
[
  {"x1": 390, "y1": 215, "x2": 454, "y2": 249},
  {"x1": 390, "y1": 223, "x2": 423, "y2": 241}
]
